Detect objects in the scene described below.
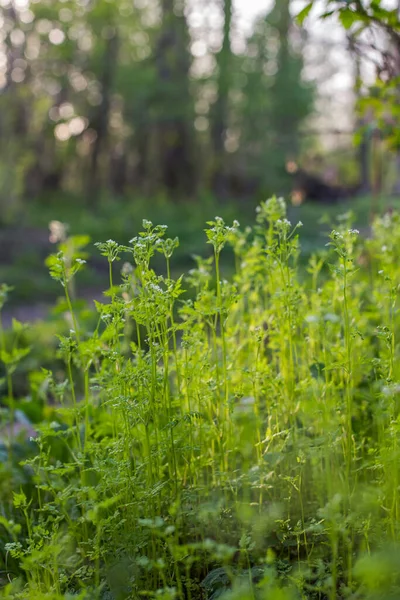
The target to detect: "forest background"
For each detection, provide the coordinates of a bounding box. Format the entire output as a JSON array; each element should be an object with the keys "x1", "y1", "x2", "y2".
[{"x1": 0, "y1": 0, "x2": 399, "y2": 308}]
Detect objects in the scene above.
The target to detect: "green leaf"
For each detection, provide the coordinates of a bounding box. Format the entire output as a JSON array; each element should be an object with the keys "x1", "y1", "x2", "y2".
[
  {"x1": 339, "y1": 8, "x2": 360, "y2": 29},
  {"x1": 13, "y1": 490, "x2": 27, "y2": 509},
  {"x1": 296, "y1": 2, "x2": 313, "y2": 25},
  {"x1": 12, "y1": 318, "x2": 28, "y2": 333},
  {"x1": 0, "y1": 347, "x2": 31, "y2": 366},
  {"x1": 320, "y1": 10, "x2": 335, "y2": 19}
]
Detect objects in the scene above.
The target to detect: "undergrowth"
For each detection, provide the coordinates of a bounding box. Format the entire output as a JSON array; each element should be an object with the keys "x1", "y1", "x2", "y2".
[{"x1": 1, "y1": 197, "x2": 400, "y2": 599}]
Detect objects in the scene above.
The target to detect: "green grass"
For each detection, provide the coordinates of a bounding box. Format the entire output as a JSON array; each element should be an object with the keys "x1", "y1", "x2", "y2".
[
  {"x1": 0, "y1": 193, "x2": 245, "y2": 304},
  {"x1": 1, "y1": 192, "x2": 395, "y2": 305},
  {"x1": 1, "y1": 197, "x2": 400, "y2": 599}
]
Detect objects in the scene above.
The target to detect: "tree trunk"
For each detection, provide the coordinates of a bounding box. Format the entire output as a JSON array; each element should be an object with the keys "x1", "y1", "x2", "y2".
[
  {"x1": 211, "y1": 0, "x2": 233, "y2": 197},
  {"x1": 353, "y1": 48, "x2": 370, "y2": 194},
  {"x1": 87, "y1": 30, "x2": 119, "y2": 206},
  {"x1": 271, "y1": 0, "x2": 292, "y2": 152},
  {"x1": 391, "y1": 0, "x2": 400, "y2": 194},
  {"x1": 153, "y1": 0, "x2": 195, "y2": 197}
]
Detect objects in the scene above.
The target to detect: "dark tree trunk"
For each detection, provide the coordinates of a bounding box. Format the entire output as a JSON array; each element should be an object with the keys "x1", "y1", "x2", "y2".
[
  {"x1": 210, "y1": 0, "x2": 233, "y2": 197},
  {"x1": 109, "y1": 145, "x2": 128, "y2": 196},
  {"x1": 88, "y1": 31, "x2": 119, "y2": 206},
  {"x1": 270, "y1": 0, "x2": 293, "y2": 153},
  {"x1": 154, "y1": 0, "x2": 195, "y2": 197}
]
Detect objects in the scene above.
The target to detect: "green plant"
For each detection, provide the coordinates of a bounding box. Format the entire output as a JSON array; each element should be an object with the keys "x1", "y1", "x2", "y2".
[{"x1": 1, "y1": 198, "x2": 400, "y2": 599}]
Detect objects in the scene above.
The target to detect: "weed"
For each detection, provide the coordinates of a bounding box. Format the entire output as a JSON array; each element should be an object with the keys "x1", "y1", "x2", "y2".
[{"x1": 1, "y1": 198, "x2": 400, "y2": 599}]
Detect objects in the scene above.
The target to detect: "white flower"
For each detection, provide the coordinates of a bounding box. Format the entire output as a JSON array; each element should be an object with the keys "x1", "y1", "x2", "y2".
[
  {"x1": 121, "y1": 262, "x2": 133, "y2": 276},
  {"x1": 49, "y1": 220, "x2": 67, "y2": 243}
]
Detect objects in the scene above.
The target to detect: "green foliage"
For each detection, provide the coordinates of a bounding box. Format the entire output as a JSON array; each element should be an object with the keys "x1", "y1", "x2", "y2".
[
  {"x1": 0, "y1": 0, "x2": 314, "y2": 212},
  {"x1": 234, "y1": 1, "x2": 314, "y2": 196},
  {"x1": 2, "y1": 198, "x2": 400, "y2": 598},
  {"x1": 299, "y1": 0, "x2": 400, "y2": 150},
  {"x1": 301, "y1": 0, "x2": 400, "y2": 31}
]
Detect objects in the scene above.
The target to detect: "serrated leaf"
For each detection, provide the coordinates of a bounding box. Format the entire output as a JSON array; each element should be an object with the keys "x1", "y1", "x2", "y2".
[{"x1": 12, "y1": 490, "x2": 27, "y2": 509}]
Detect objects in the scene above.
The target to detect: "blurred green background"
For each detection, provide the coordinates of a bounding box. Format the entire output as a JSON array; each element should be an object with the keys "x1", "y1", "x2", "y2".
[{"x1": 0, "y1": 0, "x2": 399, "y2": 313}]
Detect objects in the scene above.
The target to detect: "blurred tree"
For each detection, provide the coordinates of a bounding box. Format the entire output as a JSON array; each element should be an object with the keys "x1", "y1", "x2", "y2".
[
  {"x1": 86, "y1": 1, "x2": 120, "y2": 204},
  {"x1": 300, "y1": 0, "x2": 400, "y2": 196},
  {"x1": 153, "y1": 0, "x2": 196, "y2": 196},
  {"x1": 233, "y1": 0, "x2": 313, "y2": 197},
  {"x1": 267, "y1": 0, "x2": 313, "y2": 192},
  {"x1": 0, "y1": 0, "x2": 315, "y2": 217},
  {"x1": 349, "y1": 35, "x2": 371, "y2": 194},
  {"x1": 210, "y1": 0, "x2": 233, "y2": 195},
  {"x1": 0, "y1": 3, "x2": 33, "y2": 223}
]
